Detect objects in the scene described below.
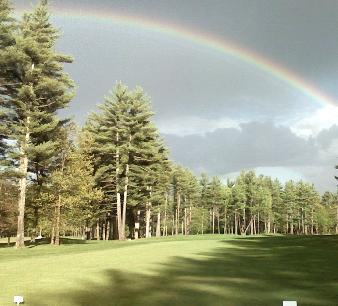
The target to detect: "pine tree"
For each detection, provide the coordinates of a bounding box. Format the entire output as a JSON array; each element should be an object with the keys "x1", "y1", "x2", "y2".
[
  {"x1": 86, "y1": 83, "x2": 169, "y2": 240},
  {"x1": 1, "y1": 1, "x2": 74, "y2": 248},
  {"x1": 0, "y1": 0, "x2": 17, "y2": 164}
]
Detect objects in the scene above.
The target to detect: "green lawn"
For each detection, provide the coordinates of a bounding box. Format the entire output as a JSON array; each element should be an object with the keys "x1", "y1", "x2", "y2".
[{"x1": 0, "y1": 235, "x2": 337, "y2": 306}]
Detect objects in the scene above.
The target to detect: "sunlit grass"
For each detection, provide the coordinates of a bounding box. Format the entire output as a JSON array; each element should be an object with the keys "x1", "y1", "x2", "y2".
[{"x1": 0, "y1": 235, "x2": 337, "y2": 306}]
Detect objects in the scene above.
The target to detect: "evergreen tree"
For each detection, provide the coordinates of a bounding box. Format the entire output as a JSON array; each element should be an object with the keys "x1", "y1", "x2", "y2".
[
  {"x1": 1, "y1": 1, "x2": 74, "y2": 248},
  {"x1": 0, "y1": 0, "x2": 16, "y2": 164},
  {"x1": 86, "y1": 83, "x2": 168, "y2": 240}
]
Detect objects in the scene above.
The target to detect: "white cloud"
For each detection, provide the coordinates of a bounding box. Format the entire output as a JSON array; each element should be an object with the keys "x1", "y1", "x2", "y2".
[
  {"x1": 290, "y1": 105, "x2": 338, "y2": 138},
  {"x1": 156, "y1": 116, "x2": 243, "y2": 136}
]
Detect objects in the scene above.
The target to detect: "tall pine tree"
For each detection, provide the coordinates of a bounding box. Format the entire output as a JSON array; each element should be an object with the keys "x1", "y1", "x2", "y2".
[{"x1": 1, "y1": 1, "x2": 74, "y2": 248}]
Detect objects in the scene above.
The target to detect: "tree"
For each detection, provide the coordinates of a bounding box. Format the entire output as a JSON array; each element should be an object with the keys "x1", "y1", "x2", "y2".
[
  {"x1": 0, "y1": 178, "x2": 17, "y2": 244},
  {"x1": 86, "y1": 83, "x2": 169, "y2": 240},
  {"x1": 0, "y1": 0, "x2": 17, "y2": 168},
  {"x1": 48, "y1": 148, "x2": 103, "y2": 245},
  {"x1": 0, "y1": 1, "x2": 74, "y2": 248}
]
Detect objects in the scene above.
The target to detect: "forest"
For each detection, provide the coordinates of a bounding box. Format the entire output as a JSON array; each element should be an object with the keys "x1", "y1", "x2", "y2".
[{"x1": 0, "y1": 0, "x2": 337, "y2": 248}]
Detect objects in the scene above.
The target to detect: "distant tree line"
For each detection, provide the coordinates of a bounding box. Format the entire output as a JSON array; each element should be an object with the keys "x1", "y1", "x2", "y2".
[{"x1": 0, "y1": 1, "x2": 337, "y2": 247}]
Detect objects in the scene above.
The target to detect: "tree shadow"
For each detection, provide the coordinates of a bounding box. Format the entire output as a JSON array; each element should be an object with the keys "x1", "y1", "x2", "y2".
[
  {"x1": 0, "y1": 237, "x2": 89, "y2": 248},
  {"x1": 30, "y1": 236, "x2": 338, "y2": 306}
]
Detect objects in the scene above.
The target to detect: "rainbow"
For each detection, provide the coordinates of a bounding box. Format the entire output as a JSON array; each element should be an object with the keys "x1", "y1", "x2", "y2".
[{"x1": 17, "y1": 3, "x2": 337, "y2": 108}]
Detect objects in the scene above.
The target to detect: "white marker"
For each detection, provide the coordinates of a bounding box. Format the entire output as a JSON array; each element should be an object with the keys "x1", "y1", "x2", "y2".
[
  {"x1": 13, "y1": 296, "x2": 24, "y2": 305},
  {"x1": 283, "y1": 301, "x2": 297, "y2": 306}
]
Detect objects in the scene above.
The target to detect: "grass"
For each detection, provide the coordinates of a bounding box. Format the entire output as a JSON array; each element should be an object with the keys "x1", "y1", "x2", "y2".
[{"x1": 0, "y1": 235, "x2": 337, "y2": 306}]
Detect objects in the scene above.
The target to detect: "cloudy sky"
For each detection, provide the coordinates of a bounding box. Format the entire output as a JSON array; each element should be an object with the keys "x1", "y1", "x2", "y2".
[{"x1": 15, "y1": 0, "x2": 338, "y2": 192}]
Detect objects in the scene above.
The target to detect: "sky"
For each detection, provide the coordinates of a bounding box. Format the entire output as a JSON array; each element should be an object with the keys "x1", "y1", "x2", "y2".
[{"x1": 14, "y1": 0, "x2": 338, "y2": 192}]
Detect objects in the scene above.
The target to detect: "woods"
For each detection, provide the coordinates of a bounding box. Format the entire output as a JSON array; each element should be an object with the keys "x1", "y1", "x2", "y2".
[{"x1": 0, "y1": 0, "x2": 337, "y2": 247}]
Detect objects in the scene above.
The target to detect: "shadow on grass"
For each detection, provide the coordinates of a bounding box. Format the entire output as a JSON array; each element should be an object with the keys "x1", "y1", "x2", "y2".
[
  {"x1": 31, "y1": 235, "x2": 338, "y2": 306},
  {"x1": 0, "y1": 237, "x2": 88, "y2": 248}
]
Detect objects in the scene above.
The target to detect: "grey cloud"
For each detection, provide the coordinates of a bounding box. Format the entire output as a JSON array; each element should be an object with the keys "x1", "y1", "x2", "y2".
[{"x1": 163, "y1": 122, "x2": 338, "y2": 191}]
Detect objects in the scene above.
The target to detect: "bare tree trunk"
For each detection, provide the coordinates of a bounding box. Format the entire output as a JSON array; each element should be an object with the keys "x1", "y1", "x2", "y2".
[
  {"x1": 301, "y1": 208, "x2": 305, "y2": 234},
  {"x1": 243, "y1": 208, "x2": 246, "y2": 234},
  {"x1": 250, "y1": 216, "x2": 254, "y2": 235},
  {"x1": 175, "y1": 208, "x2": 178, "y2": 235},
  {"x1": 121, "y1": 163, "x2": 129, "y2": 241},
  {"x1": 50, "y1": 205, "x2": 57, "y2": 245},
  {"x1": 188, "y1": 205, "x2": 192, "y2": 235},
  {"x1": 145, "y1": 201, "x2": 151, "y2": 238},
  {"x1": 115, "y1": 132, "x2": 123, "y2": 240},
  {"x1": 102, "y1": 221, "x2": 106, "y2": 240},
  {"x1": 217, "y1": 210, "x2": 220, "y2": 234},
  {"x1": 164, "y1": 192, "x2": 168, "y2": 236},
  {"x1": 234, "y1": 212, "x2": 238, "y2": 235},
  {"x1": 290, "y1": 220, "x2": 294, "y2": 235},
  {"x1": 135, "y1": 210, "x2": 140, "y2": 239},
  {"x1": 257, "y1": 212, "x2": 260, "y2": 234},
  {"x1": 54, "y1": 194, "x2": 62, "y2": 246},
  {"x1": 184, "y1": 208, "x2": 187, "y2": 235},
  {"x1": 106, "y1": 218, "x2": 111, "y2": 240},
  {"x1": 212, "y1": 208, "x2": 215, "y2": 234},
  {"x1": 16, "y1": 117, "x2": 30, "y2": 248},
  {"x1": 224, "y1": 208, "x2": 227, "y2": 234},
  {"x1": 156, "y1": 211, "x2": 161, "y2": 237},
  {"x1": 201, "y1": 210, "x2": 204, "y2": 235},
  {"x1": 176, "y1": 192, "x2": 181, "y2": 235},
  {"x1": 96, "y1": 220, "x2": 100, "y2": 240}
]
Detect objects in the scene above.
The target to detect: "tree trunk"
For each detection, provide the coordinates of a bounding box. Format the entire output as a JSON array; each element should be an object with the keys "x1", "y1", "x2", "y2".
[
  {"x1": 234, "y1": 211, "x2": 238, "y2": 235},
  {"x1": 224, "y1": 208, "x2": 227, "y2": 234},
  {"x1": 54, "y1": 194, "x2": 62, "y2": 246},
  {"x1": 102, "y1": 221, "x2": 106, "y2": 240},
  {"x1": 135, "y1": 210, "x2": 140, "y2": 239},
  {"x1": 290, "y1": 220, "x2": 294, "y2": 235},
  {"x1": 156, "y1": 211, "x2": 161, "y2": 237},
  {"x1": 16, "y1": 118, "x2": 30, "y2": 248},
  {"x1": 243, "y1": 208, "x2": 246, "y2": 234},
  {"x1": 115, "y1": 132, "x2": 123, "y2": 240},
  {"x1": 188, "y1": 205, "x2": 192, "y2": 235},
  {"x1": 217, "y1": 210, "x2": 220, "y2": 234},
  {"x1": 250, "y1": 216, "x2": 254, "y2": 235},
  {"x1": 184, "y1": 208, "x2": 187, "y2": 235},
  {"x1": 96, "y1": 220, "x2": 100, "y2": 240},
  {"x1": 257, "y1": 212, "x2": 260, "y2": 234},
  {"x1": 50, "y1": 205, "x2": 57, "y2": 245},
  {"x1": 301, "y1": 208, "x2": 305, "y2": 234},
  {"x1": 121, "y1": 163, "x2": 129, "y2": 240},
  {"x1": 164, "y1": 192, "x2": 168, "y2": 236},
  {"x1": 212, "y1": 208, "x2": 215, "y2": 234},
  {"x1": 201, "y1": 210, "x2": 204, "y2": 235},
  {"x1": 145, "y1": 202, "x2": 151, "y2": 238},
  {"x1": 176, "y1": 192, "x2": 181, "y2": 235}
]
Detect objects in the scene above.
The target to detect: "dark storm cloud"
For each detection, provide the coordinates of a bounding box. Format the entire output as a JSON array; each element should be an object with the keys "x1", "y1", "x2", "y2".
[{"x1": 163, "y1": 122, "x2": 338, "y2": 191}]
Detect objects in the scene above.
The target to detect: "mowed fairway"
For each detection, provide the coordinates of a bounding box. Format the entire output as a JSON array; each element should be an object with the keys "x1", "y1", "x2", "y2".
[{"x1": 0, "y1": 235, "x2": 337, "y2": 306}]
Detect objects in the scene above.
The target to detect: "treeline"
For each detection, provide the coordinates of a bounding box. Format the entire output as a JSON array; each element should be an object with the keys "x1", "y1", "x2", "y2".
[{"x1": 0, "y1": 1, "x2": 337, "y2": 247}]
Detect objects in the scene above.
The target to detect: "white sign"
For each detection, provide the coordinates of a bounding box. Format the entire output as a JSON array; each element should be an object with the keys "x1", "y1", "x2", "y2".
[
  {"x1": 283, "y1": 301, "x2": 297, "y2": 306},
  {"x1": 13, "y1": 296, "x2": 24, "y2": 305}
]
